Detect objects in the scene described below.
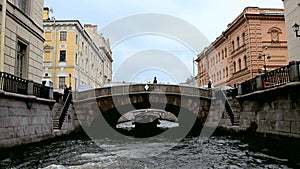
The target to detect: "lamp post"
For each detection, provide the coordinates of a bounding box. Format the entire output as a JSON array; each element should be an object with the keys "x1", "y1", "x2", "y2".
[
  {"x1": 292, "y1": 23, "x2": 300, "y2": 38},
  {"x1": 258, "y1": 46, "x2": 271, "y2": 74}
]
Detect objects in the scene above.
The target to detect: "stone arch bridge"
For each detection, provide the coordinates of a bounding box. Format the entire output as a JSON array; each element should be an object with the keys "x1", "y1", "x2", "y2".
[{"x1": 74, "y1": 84, "x2": 225, "y2": 136}]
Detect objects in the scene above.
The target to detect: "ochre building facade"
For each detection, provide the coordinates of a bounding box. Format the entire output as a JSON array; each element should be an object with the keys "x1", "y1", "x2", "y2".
[
  {"x1": 196, "y1": 7, "x2": 288, "y2": 88},
  {"x1": 42, "y1": 8, "x2": 112, "y2": 93}
]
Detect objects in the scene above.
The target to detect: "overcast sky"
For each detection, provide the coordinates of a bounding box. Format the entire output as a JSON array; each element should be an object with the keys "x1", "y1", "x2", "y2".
[{"x1": 44, "y1": 0, "x2": 284, "y2": 84}]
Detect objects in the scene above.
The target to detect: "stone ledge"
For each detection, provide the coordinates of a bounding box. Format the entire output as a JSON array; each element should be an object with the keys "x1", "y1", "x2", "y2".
[{"x1": 0, "y1": 90, "x2": 55, "y2": 108}]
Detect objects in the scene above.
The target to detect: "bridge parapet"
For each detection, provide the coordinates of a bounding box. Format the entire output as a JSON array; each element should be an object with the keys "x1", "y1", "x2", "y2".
[{"x1": 76, "y1": 84, "x2": 211, "y2": 101}]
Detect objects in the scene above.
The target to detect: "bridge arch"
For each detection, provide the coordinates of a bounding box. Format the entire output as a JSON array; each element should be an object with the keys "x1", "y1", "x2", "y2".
[{"x1": 74, "y1": 84, "x2": 212, "y2": 137}]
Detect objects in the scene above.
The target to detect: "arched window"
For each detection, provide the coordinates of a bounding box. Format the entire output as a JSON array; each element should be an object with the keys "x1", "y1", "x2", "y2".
[
  {"x1": 233, "y1": 61, "x2": 236, "y2": 73},
  {"x1": 237, "y1": 37, "x2": 240, "y2": 48},
  {"x1": 226, "y1": 67, "x2": 228, "y2": 77},
  {"x1": 244, "y1": 55, "x2": 248, "y2": 68},
  {"x1": 222, "y1": 50, "x2": 224, "y2": 59},
  {"x1": 243, "y1": 32, "x2": 246, "y2": 45},
  {"x1": 238, "y1": 58, "x2": 242, "y2": 70},
  {"x1": 225, "y1": 48, "x2": 227, "y2": 57},
  {"x1": 268, "y1": 27, "x2": 282, "y2": 43},
  {"x1": 232, "y1": 41, "x2": 235, "y2": 51}
]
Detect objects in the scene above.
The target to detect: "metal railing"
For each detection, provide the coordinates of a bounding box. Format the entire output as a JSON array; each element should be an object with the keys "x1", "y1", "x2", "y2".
[
  {"x1": 240, "y1": 61, "x2": 299, "y2": 95},
  {"x1": 0, "y1": 71, "x2": 51, "y2": 99},
  {"x1": 262, "y1": 64, "x2": 290, "y2": 88},
  {"x1": 33, "y1": 83, "x2": 50, "y2": 99},
  {"x1": 241, "y1": 78, "x2": 257, "y2": 95},
  {"x1": 0, "y1": 72, "x2": 28, "y2": 95},
  {"x1": 58, "y1": 92, "x2": 72, "y2": 129}
]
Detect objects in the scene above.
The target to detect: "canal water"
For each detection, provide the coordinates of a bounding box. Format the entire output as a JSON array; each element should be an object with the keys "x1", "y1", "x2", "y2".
[{"x1": 0, "y1": 129, "x2": 299, "y2": 169}]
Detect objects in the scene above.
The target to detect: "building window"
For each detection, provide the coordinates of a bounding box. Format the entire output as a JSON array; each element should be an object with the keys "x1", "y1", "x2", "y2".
[
  {"x1": 16, "y1": 41, "x2": 27, "y2": 78},
  {"x1": 244, "y1": 55, "x2": 248, "y2": 68},
  {"x1": 76, "y1": 53, "x2": 78, "y2": 65},
  {"x1": 232, "y1": 41, "x2": 235, "y2": 51},
  {"x1": 238, "y1": 59, "x2": 242, "y2": 70},
  {"x1": 233, "y1": 61, "x2": 236, "y2": 73},
  {"x1": 223, "y1": 69, "x2": 225, "y2": 78},
  {"x1": 225, "y1": 48, "x2": 227, "y2": 57},
  {"x1": 60, "y1": 31, "x2": 67, "y2": 41},
  {"x1": 243, "y1": 33, "x2": 246, "y2": 45},
  {"x1": 226, "y1": 67, "x2": 228, "y2": 77},
  {"x1": 76, "y1": 35, "x2": 78, "y2": 44},
  {"x1": 59, "y1": 50, "x2": 66, "y2": 62},
  {"x1": 59, "y1": 77, "x2": 66, "y2": 89},
  {"x1": 237, "y1": 37, "x2": 240, "y2": 48},
  {"x1": 18, "y1": 0, "x2": 29, "y2": 14},
  {"x1": 222, "y1": 50, "x2": 224, "y2": 59}
]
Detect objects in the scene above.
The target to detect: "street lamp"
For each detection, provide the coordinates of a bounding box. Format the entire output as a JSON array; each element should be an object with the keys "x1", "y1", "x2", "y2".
[
  {"x1": 292, "y1": 23, "x2": 300, "y2": 38},
  {"x1": 258, "y1": 46, "x2": 271, "y2": 74}
]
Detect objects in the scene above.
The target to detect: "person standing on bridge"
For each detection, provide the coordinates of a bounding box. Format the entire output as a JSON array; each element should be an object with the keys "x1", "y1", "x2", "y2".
[
  {"x1": 153, "y1": 77, "x2": 157, "y2": 84},
  {"x1": 208, "y1": 79, "x2": 212, "y2": 89}
]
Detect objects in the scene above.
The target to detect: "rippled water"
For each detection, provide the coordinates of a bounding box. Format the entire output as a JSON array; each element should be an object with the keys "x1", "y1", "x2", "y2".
[{"x1": 0, "y1": 131, "x2": 299, "y2": 169}]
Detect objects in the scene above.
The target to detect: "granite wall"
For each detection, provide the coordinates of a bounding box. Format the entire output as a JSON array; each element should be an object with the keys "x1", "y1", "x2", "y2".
[
  {"x1": 237, "y1": 82, "x2": 300, "y2": 138},
  {"x1": 0, "y1": 92, "x2": 55, "y2": 148}
]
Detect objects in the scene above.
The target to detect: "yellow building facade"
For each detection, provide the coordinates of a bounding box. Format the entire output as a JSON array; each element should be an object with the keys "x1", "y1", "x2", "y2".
[{"x1": 42, "y1": 8, "x2": 111, "y2": 93}]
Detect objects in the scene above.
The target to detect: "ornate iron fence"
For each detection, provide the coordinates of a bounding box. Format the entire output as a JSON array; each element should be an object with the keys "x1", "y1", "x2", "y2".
[
  {"x1": 0, "y1": 71, "x2": 51, "y2": 99},
  {"x1": 33, "y1": 83, "x2": 50, "y2": 99},
  {"x1": 241, "y1": 78, "x2": 257, "y2": 95},
  {"x1": 240, "y1": 61, "x2": 299, "y2": 95},
  {"x1": 262, "y1": 65, "x2": 290, "y2": 88},
  {"x1": 0, "y1": 72, "x2": 27, "y2": 95}
]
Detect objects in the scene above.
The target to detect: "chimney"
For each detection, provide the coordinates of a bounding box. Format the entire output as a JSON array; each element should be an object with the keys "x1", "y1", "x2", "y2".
[{"x1": 43, "y1": 7, "x2": 50, "y2": 20}]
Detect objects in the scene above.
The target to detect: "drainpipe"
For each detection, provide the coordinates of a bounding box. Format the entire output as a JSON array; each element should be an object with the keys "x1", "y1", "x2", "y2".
[
  {"x1": 0, "y1": 0, "x2": 7, "y2": 72},
  {"x1": 52, "y1": 17, "x2": 57, "y2": 90},
  {"x1": 244, "y1": 13, "x2": 252, "y2": 78}
]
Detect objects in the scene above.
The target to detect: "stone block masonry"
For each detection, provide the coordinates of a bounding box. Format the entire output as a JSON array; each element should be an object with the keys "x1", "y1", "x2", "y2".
[
  {"x1": 236, "y1": 82, "x2": 300, "y2": 138},
  {"x1": 0, "y1": 91, "x2": 55, "y2": 148}
]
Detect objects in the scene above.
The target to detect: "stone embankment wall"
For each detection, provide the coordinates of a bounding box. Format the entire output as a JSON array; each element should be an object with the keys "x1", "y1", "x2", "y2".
[
  {"x1": 0, "y1": 92, "x2": 56, "y2": 148},
  {"x1": 223, "y1": 82, "x2": 300, "y2": 138}
]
